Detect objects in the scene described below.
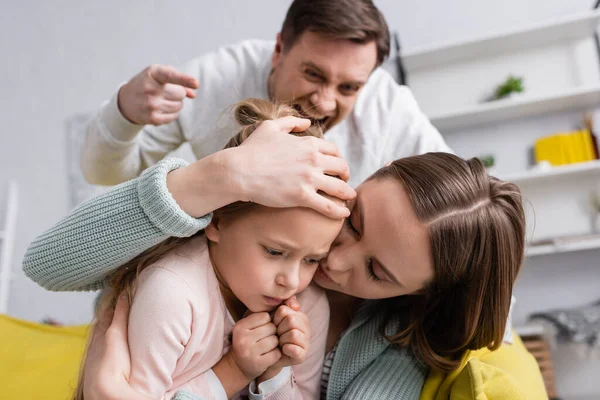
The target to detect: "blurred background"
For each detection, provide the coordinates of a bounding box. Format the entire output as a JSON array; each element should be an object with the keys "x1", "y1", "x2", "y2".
[{"x1": 1, "y1": 0, "x2": 600, "y2": 398}]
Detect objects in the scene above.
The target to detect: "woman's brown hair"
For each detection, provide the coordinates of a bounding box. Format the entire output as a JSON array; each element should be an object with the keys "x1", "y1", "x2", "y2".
[
  {"x1": 73, "y1": 99, "x2": 323, "y2": 399},
  {"x1": 372, "y1": 152, "x2": 526, "y2": 372}
]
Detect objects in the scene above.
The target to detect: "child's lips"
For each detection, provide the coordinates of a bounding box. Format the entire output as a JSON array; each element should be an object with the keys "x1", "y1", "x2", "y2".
[{"x1": 263, "y1": 296, "x2": 284, "y2": 306}]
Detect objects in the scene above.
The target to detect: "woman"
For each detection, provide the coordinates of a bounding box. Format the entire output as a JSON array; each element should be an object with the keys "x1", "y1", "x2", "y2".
[{"x1": 24, "y1": 114, "x2": 525, "y2": 399}]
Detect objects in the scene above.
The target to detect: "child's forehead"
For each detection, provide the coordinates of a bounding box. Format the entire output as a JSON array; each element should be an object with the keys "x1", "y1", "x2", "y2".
[{"x1": 247, "y1": 207, "x2": 342, "y2": 247}]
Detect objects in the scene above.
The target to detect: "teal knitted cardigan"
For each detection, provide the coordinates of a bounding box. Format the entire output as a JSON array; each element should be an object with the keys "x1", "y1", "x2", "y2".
[{"x1": 23, "y1": 158, "x2": 427, "y2": 400}]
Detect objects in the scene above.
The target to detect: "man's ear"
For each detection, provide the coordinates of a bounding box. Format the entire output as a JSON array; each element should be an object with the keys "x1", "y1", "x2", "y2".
[
  {"x1": 272, "y1": 32, "x2": 284, "y2": 68},
  {"x1": 204, "y1": 218, "x2": 221, "y2": 243}
]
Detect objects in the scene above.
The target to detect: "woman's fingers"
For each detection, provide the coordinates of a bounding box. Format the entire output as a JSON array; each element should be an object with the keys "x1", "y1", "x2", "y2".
[
  {"x1": 304, "y1": 189, "x2": 351, "y2": 219},
  {"x1": 268, "y1": 116, "x2": 312, "y2": 133}
]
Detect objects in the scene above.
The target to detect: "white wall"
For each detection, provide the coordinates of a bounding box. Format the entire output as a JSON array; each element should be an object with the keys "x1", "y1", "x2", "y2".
[
  {"x1": 0, "y1": 0, "x2": 291, "y2": 324},
  {"x1": 1, "y1": 0, "x2": 598, "y2": 394}
]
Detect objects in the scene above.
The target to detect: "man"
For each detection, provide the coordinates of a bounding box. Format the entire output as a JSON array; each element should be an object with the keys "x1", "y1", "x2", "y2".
[{"x1": 82, "y1": 0, "x2": 450, "y2": 188}]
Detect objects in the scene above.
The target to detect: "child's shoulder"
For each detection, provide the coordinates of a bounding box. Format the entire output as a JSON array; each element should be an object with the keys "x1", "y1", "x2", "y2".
[
  {"x1": 137, "y1": 235, "x2": 219, "y2": 299},
  {"x1": 296, "y1": 283, "x2": 329, "y2": 315}
]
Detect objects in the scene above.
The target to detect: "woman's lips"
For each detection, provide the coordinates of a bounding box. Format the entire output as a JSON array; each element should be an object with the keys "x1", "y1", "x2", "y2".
[{"x1": 315, "y1": 265, "x2": 336, "y2": 284}]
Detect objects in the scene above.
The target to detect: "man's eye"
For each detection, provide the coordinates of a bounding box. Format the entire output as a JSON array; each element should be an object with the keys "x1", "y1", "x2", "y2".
[
  {"x1": 305, "y1": 70, "x2": 323, "y2": 80},
  {"x1": 340, "y1": 84, "x2": 359, "y2": 94}
]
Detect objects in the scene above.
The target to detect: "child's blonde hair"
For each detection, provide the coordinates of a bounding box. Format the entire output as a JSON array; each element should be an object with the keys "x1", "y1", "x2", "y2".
[{"x1": 73, "y1": 98, "x2": 323, "y2": 399}]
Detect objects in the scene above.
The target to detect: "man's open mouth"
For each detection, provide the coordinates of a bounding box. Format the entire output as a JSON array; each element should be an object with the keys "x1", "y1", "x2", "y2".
[{"x1": 293, "y1": 104, "x2": 329, "y2": 128}]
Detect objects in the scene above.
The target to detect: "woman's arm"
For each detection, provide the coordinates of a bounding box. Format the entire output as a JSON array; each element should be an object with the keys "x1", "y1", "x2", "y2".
[
  {"x1": 23, "y1": 116, "x2": 354, "y2": 292},
  {"x1": 22, "y1": 157, "x2": 211, "y2": 291}
]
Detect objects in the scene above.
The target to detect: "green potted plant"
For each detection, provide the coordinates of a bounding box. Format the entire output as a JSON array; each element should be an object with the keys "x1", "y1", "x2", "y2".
[{"x1": 491, "y1": 75, "x2": 525, "y2": 101}]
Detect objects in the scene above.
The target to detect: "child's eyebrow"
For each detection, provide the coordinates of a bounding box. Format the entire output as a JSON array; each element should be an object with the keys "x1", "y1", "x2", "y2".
[
  {"x1": 265, "y1": 237, "x2": 300, "y2": 251},
  {"x1": 310, "y1": 252, "x2": 329, "y2": 259},
  {"x1": 264, "y1": 238, "x2": 329, "y2": 258}
]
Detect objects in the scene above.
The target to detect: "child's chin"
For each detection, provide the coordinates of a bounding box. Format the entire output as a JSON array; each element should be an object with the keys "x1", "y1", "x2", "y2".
[{"x1": 245, "y1": 303, "x2": 273, "y2": 314}]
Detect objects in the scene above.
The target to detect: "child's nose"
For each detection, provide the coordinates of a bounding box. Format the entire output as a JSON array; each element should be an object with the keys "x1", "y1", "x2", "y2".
[{"x1": 275, "y1": 267, "x2": 300, "y2": 292}]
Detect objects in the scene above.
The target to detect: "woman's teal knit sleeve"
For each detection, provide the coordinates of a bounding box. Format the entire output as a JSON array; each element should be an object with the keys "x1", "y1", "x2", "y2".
[{"x1": 22, "y1": 158, "x2": 212, "y2": 291}]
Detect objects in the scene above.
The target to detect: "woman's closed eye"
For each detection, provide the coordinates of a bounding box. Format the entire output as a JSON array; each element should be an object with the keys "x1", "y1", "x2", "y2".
[
  {"x1": 366, "y1": 261, "x2": 382, "y2": 283},
  {"x1": 345, "y1": 217, "x2": 359, "y2": 236},
  {"x1": 345, "y1": 217, "x2": 384, "y2": 283}
]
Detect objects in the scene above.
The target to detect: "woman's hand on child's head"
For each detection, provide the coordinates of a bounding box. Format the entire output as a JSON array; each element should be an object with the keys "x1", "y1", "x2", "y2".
[
  {"x1": 228, "y1": 312, "x2": 282, "y2": 380},
  {"x1": 228, "y1": 117, "x2": 356, "y2": 219}
]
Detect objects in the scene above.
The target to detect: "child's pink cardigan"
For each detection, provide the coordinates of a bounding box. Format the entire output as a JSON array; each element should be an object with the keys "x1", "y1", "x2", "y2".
[{"x1": 128, "y1": 235, "x2": 329, "y2": 399}]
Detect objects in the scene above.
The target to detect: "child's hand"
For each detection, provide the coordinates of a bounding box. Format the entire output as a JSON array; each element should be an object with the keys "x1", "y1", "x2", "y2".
[
  {"x1": 228, "y1": 312, "x2": 282, "y2": 380},
  {"x1": 258, "y1": 300, "x2": 310, "y2": 382},
  {"x1": 273, "y1": 304, "x2": 311, "y2": 366}
]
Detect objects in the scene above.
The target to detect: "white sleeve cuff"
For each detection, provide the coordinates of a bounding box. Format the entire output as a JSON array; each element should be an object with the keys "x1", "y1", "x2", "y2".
[
  {"x1": 205, "y1": 368, "x2": 228, "y2": 400},
  {"x1": 248, "y1": 367, "x2": 292, "y2": 399},
  {"x1": 99, "y1": 87, "x2": 144, "y2": 144},
  {"x1": 136, "y1": 158, "x2": 212, "y2": 237}
]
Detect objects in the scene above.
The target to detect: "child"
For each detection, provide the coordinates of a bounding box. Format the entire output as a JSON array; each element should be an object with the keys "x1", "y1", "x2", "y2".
[{"x1": 75, "y1": 99, "x2": 345, "y2": 399}]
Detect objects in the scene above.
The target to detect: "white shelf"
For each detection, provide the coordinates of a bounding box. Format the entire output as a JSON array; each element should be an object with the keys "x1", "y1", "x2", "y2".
[
  {"x1": 526, "y1": 235, "x2": 600, "y2": 257},
  {"x1": 500, "y1": 160, "x2": 600, "y2": 185},
  {"x1": 514, "y1": 323, "x2": 545, "y2": 337},
  {"x1": 403, "y1": 10, "x2": 600, "y2": 70},
  {"x1": 0, "y1": 181, "x2": 18, "y2": 314},
  {"x1": 428, "y1": 85, "x2": 600, "y2": 132},
  {"x1": 564, "y1": 396, "x2": 600, "y2": 400}
]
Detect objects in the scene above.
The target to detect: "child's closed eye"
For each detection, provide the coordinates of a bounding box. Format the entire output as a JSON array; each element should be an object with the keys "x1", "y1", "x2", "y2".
[
  {"x1": 304, "y1": 257, "x2": 323, "y2": 265},
  {"x1": 263, "y1": 247, "x2": 284, "y2": 257}
]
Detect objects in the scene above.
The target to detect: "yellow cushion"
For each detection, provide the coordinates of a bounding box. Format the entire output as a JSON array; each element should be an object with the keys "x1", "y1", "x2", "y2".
[
  {"x1": 421, "y1": 333, "x2": 548, "y2": 400},
  {"x1": 0, "y1": 314, "x2": 90, "y2": 399}
]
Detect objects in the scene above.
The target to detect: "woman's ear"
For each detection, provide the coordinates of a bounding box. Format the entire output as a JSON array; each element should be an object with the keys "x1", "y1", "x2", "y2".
[{"x1": 204, "y1": 218, "x2": 221, "y2": 243}]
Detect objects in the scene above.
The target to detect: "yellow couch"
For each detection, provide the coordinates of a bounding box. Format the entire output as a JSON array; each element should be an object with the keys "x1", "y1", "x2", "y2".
[
  {"x1": 1, "y1": 314, "x2": 547, "y2": 400},
  {"x1": 0, "y1": 314, "x2": 90, "y2": 399},
  {"x1": 421, "y1": 333, "x2": 548, "y2": 400}
]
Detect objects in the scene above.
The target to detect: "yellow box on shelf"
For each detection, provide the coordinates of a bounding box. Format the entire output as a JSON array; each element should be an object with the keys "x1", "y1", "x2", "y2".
[
  {"x1": 534, "y1": 134, "x2": 567, "y2": 166},
  {"x1": 581, "y1": 130, "x2": 596, "y2": 161},
  {"x1": 534, "y1": 130, "x2": 596, "y2": 166}
]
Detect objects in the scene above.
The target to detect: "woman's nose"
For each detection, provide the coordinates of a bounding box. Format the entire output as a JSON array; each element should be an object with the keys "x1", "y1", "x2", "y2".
[{"x1": 325, "y1": 245, "x2": 352, "y2": 273}]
